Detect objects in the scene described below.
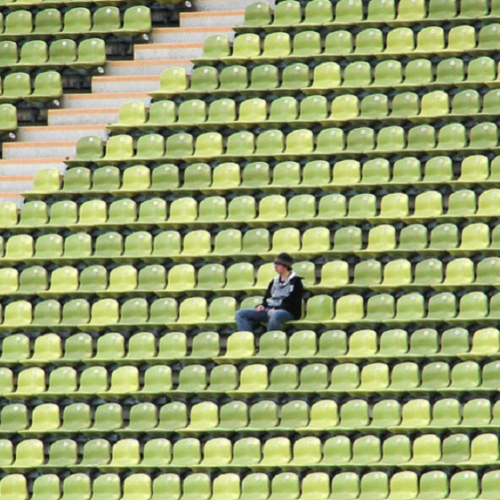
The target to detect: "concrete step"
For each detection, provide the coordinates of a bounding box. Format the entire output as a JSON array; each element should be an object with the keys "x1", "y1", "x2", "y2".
[
  {"x1": 48, "y1": 108, "x2": 119, "y2": 127},
  {"x1": 3, "y1": 141, "x2": 76, "y2": 160},
  {"x1": 180, "y1": 11, "x2": 245, "y2": 28},
  {"x1": 134, "y1": 42, "x2": 204, "y2": 61},
  {"x1": 152, "y1": 26, "x2": 233, "y2": 44},
  {"x1": 0, "y1": 176, "x2": 34, "y2": 193},
  {"x1": 0, "y1": 158, "x2": 66, "y2": 176},
  {"x1": 91, "y1": 75, "x2": 161, "y2": 94},
  {"x1": 192, "y1": 0, "x2": 272, "y2": 11},
  {"x1": 62, "y1": 92, "x2": 151, "y2": 110},
  {"x1": 17, "y1": 125, "x2": 108, "y2": 143},
  {"x1": 0, "y1": 193, "x2": 24, "y2": 207},
  {"x1": 105, "y1": 58, "x2": 192, "y2": 76}
]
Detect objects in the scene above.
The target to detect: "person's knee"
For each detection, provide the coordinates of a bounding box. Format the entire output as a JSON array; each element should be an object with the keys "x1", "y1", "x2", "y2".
[
  {"x1": 268, "y1": 311, "x2": 285, "y2": 327},
  {"x1": 268, "y1": 310, "x2": 292, "y2": 328},
  {"x1": 236, "y1": 309, "x2": 250, "y2": 319}
]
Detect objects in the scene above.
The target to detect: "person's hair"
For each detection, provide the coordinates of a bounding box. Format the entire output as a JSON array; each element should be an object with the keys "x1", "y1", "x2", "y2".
[{"x1": 274, "y1": 252, "x2": 294, "y2": 270}]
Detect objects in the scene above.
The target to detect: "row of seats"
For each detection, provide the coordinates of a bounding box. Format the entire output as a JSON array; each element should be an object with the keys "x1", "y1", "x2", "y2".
[
  {"x1": 0, "y1": 71, "x2": 60, "y2": 101},
  {"x1": 73, "y1": 123, "x2": 500, "y2": 164},
  {"x1": 0, "y1": 223, "x2": 498, "y2": 267},
  {"x1": 5, "y1": 254, "x2": 500, "y2": 299},
  {"x1": 153, "y1": 58, "x2": 500, "y2": 98},
  {"x1": 29, "y1": 155, "x2": 500, "y2": 199},
  {"x1": 4, "y1": 288, "x2": 500, "y2": 329},
  {"x1": 0, "y1": 0, "x2": 181, "y2": 7},
  {"x1": 0, "y1": 295, "x2": 247, "y2": 331},
  {"x1": 0, "y1": 469, "x2": 498, "y2": 500},
  {"x1": 4, "y1": 255, "x2": 500, "y2": 300},
  {"x1": 198, "y1": 25, "x2": 500, "y2": 64},
  {"x1": 299, "y1": 291, "x2": 500, "y2": 326},
  {"x1": 0, "y1": 6, "x2": 150, "y2": 39},
  {"x1": 243, "y1": 0, "x2": 497, "y2": 28},
  {"x1": 0, "y1": 38, "x2": 105, "y2": 70},
  {"x1": 2, "y1": 432, "x2": 500, "y2": 470},
  {"x1": 13, "y1": 190, "x2": 500, "y2": 231},
  {"x1": 0, "y1": 326, "x2": 497, "y2": 366},
  {"x1": 3, "y1": 395, "x2": 500, "y2": 435},
  {"x1": 113, "y1": 89, "x2": 500, "y2": 131},
  {"x1": 0, "y1": 261, "x2": 295, "y2": 296},
  {"x1": 3, "y1": 358, "x2": 500, "y2": 398}
]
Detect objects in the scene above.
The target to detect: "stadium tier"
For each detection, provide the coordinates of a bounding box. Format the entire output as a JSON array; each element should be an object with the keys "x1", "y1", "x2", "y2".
[{"x1": 2, "y1": 0, "x2": 500, "y2": 498}]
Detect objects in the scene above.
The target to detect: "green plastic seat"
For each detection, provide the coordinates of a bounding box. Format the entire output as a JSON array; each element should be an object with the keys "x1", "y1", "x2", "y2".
[
  {"x1": 355, "y1": 28, "x2": 383, "y2": 55},
  {"x1": 2, "y1": 73, "x2": 31, "y2": 100},
  {"x1": 254, "y1": 129, "x2": 284, "y2": 155},
  {"x1": 258, "y1": 32, "x2": 291, "y2": 60},
  {"x1": 397, "y1": 0, "x2": 425, "y2": 20},
  {"x1": 0, "y1": 268, "x2": 18, "y2": 296},
  {"x1": 303, "y1": 0, "x2": 334, "y2": 25},
  {"x1": 91, "y1": 6, "x2": 120, "y2": 32},
  {"x1": 446, "y1": 25, "x2": 477, "y2": 52},
  {"x1": 361, "y1": 94, "x2": 389, "y2": 119},
  {"x1": 478, "y1": 23, "x2": 500, "y2": 50},
  {"x1": 62, "y1": 8, "x2": 91, "y2": 34},
  {"x1": 169, "y1": 439, "x2": 202, "y2": 467},
  {"x1": 342, "y1": 61, "x2": 372, "y2": 88},
  {"x1": 0, "y1": 403, "x2": 28, "y2": 433},
  {"x1": 4, "y1": 9, "x2": 32, "y2": 35},
  {"x1": 0, "y1": 475, "x2": 28, "y2": 499},
  {"x1": 417, "y1": 471, "x2": 450, "y2": 500},
  {"x1": 244, "y1": 1, "x2": 271, "y2": 27},
  {"x1": 324, "y1": 30, "x2": 354, "y2": 56},
  {"x1": 307, "y1": 62, "x2": 341, "y2": 92},
  {"x1": 143, "y1": 101, "x2": 175, "y2": 128},
  {"x1": 227, "y1": 34, "x2": 260, "y2": 63},
  {"x1": 0, "y1": 368, "x2": 14, "y2": 397},
  {"x1": 347, "y1": 127, "x2": 375, "y2": 152},
  {"x1": 383, "y1": 81, "x2": 416, "y2": 111},
  {"x1": 247, "y1": 64, "x2": 278, "y2": 92},
  {"x1": 205, "y1": 99, "x2": 236, "y2": 126},
  {"x1": 0, "y1": 40, "x2": 17, "y2": 71},
  {"x1": 73, "y1": 38, "x2": 106, "y2": 69},
  {"x1": 153, "y1": 68, "x2": 187, "y2": 98},
  {"x1": 47, "y1": 38, "x2": 77, "y2": 67},
  {"x1": 115, "y1": 5, "x2": 151, "y2": 36},
  {"x1": 87, "y1": 473, "x2": 120, "y2": 500},
  {"x1": 426, "y1": 291, "x2": 456, "y2": 321},
  {"x1": 386, "y1": 28, "x2": 415, "y2": 54},
  {"x1": 272, "y1": 0, "x2": 301, "y2": 26},
  {"x1": 201, "y1": 34, "x2": 230, "y2": 60},
  {"x1": 216, "y1": 66, "x2": 247, "y2": 94},
  {"x1": 18, "y1": 201, "x2": 48, "y2": 228},
  {"x1": 291, "y1": 31, "x2": 321, "y2": 59},
  {"x1": 465, "y1": 57, "x2": 495, "y2": 85},
  {"x1": 269, "y1": 96, "x2": 299, "y2": 123},
  {"x1": 190, "y1": 67, "x2": 222, "y2": 95},
  {"x1": 435, "y1": 58, "x2": 465, "y2": 84},
  {"x1": 469, "y1": 122, "x2": 498, "y2": 149},
  {"x1": 150, "y1": 474, "x2": 181, "y2": 500}
]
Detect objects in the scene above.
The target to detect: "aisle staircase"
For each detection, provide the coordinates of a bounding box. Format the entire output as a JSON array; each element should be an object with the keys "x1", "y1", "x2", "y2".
[{"x1": 0, "y1": 0, "x2": 259, "y2": 205}]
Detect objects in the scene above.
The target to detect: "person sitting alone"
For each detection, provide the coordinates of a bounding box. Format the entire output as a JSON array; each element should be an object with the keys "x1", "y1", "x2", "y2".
[{"x1": 235, "y1": 252, "x2": 304, "y2": 333}]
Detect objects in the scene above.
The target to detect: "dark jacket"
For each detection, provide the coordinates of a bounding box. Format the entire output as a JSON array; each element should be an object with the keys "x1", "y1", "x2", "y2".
[{"x1": 262, "y1": 274, "x2": 304, "y2": 319}]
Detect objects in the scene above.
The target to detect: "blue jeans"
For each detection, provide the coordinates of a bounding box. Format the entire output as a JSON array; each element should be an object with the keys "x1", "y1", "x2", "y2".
[{"x1": 236, "y1": 307, "x2": 294, "y2": 332}]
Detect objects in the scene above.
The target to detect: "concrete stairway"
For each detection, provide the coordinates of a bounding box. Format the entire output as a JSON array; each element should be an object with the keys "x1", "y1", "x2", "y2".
[{"x1": 0, "y1": 0, "x2": 268, "y2": 205}]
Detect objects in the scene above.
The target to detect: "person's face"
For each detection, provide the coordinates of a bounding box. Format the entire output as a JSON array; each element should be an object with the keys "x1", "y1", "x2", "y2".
[{"x1": 273, "y1": 262, "x2": 287, "y2": 274}]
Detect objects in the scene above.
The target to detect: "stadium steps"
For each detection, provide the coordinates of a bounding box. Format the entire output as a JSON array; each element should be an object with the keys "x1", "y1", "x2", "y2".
[{"x1": 0, "y1": 0, "x2": 252, "y2": 200}]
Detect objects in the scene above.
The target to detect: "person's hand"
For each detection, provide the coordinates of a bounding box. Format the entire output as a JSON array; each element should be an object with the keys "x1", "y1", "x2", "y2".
[
  {"x1": 255, "y1": 305, "x2": 265, "y2": 312},
  {"x1": 267, "y1": 308, "x2": 275, "y2": 316}
]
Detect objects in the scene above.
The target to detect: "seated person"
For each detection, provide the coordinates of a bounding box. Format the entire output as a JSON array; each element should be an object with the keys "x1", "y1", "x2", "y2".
[{"x1": 236, "y1": 252, "x2": 304, "y2": 333}]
